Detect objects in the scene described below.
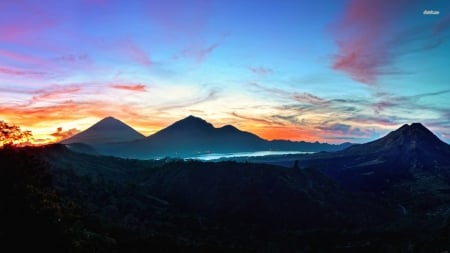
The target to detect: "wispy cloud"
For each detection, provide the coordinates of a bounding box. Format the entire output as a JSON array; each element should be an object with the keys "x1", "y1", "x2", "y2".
[
  {"x1": 156, "y1": 89, "x2": 218, "y2": 111},
  {"x1": 122, "y1": 39, "x2": 152, "y2": 67},
  {"x1": 231, "y1": 112, "x2": 284, "y2": 126},
  {"x1": 0, "y1": 49, "x2": 46, "y2": 65},
  {"x1": 0, "y1": 1, "x2": 57, "y2": 45},
  {"x1": 180, "y1": 43, "x2": 220, "y2": 64},
  {"x1": 111, "y1": 84, "x2": 147, "y2": 92},
  {"x1": 330, "y1": 0, "x2": 421, "y2": 85},
  {"x1": 54, "y1": 53, "x2": 91, "y2": 64},
  {"x1": 316, "y1": 123, "x2": 375, "y2": 138},
  {"x1": 251, "y1": 82, "x2": 328, "y2": 106},
  {"x1": 0, "y1": 66, "x2": 47, "y2": 77},
  {"x1": 249, "y1": 66, "x2": 273, "y2": 76},
  {"x1": 32, "y1": 85, "x2": 82, "y2": 102},
  {"x1": 372, "y1": 89, "x2": 450, "y2": 113}
]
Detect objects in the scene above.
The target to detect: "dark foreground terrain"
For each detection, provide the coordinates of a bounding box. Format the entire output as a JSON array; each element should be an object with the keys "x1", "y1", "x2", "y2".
[{"x1": 1, "y1": 124, "x2": 450, "y2": 252}]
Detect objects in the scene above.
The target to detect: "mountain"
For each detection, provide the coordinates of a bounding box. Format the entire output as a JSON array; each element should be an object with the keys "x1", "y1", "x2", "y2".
[
  {"x1": 61, "y1": 116, "x2": 145, "y2": 145},
  {"x1": 259, "y1": 123, "x2": 450, "y2": 218},
  {"x1": 335, "y1": 122, "x2": 450, "y2": 158},
  {"x1": 300, "y1": 122, "x2": 450, "y2": 172},
  {"x1": 144, "y1": 115, "x2": 267, "y2": 153},
  {"x1": 94, "y1": 115, "x2": 351, "y2": 159},
  {"x1": 4, "y1": 128, "x2": 450, "y2": 251}
]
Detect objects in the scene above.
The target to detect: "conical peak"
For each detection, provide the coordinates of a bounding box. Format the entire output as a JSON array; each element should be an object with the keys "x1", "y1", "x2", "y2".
[
  {"x1": 393, "y1": 123, "x2": 432, "y2": 137},
  {"x1": 377, "y1": 122, "x2": 446, "y2": 148},
  {"x1": 60, "y1": 116, "x2": 145, "y2": 144},
  {"x1": 171, "y1": 115, "x2": 213, "y2": 128},
  {"x1": 91, "y1": 116, "x2": 130, "y2": 129}
]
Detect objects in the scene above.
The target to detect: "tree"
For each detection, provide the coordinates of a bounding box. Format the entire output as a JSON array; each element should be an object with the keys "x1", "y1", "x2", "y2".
[{"x1": 0, "y1": 120, "x2": 32, "y2": 147}]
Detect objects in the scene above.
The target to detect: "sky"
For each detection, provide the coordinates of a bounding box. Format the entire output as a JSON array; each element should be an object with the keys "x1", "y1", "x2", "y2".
[{"x1": 1, "y1": 0, "x2": 450, "y2": 144}]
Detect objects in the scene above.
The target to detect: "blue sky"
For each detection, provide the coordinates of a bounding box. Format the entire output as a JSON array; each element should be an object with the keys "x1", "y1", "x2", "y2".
[{"x1": 0, "y1": 0, "x2": 449, "y2": 144}]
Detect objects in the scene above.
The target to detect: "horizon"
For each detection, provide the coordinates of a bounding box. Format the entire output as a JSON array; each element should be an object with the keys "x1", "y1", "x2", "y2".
[
  {"x1": 60, "y1": 115, "x2": 450, "y2": 145},
  {"x1": 1, "y1": 0, "x2": 449, "y2": 144}
]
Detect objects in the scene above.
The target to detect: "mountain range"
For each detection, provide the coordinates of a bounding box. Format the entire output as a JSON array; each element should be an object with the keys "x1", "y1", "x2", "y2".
[
  {"x1": 235, "y1": 122, "x2": 450, "y2": 217},
  {"x1": 61, "y1": 115, "x2": 352, "y2": 159},
  {"x1": 4, "y1": 120, "x2": 450, "y2": 251}
]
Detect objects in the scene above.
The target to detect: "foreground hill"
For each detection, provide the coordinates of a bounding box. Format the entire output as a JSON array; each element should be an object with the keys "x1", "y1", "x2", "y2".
[
  {"x1": 1, "y1": 144, "x2": 394, "y2": 252},
  {"x1": 74, "y1": 115, "x2": 352, "y2": 159},
  {"x1": 4, "y1": 122, "x2": 450, "y2": 252}
]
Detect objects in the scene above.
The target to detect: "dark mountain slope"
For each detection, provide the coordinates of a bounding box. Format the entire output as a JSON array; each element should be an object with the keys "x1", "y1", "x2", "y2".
[
  {"x1": 94, "y1": 115, "x2": 351, "y2": 159},
  {"x1": 3, "y1": 143, "x2": 450, "y2": 252},
  {"x1": 138, "y1": 160, "x2": 391, "y2": 228},
  {"x1": 22, "y1": 144, "x2": 392, "y2": 229},
  {"x1": 61, "y1": 116, "x2": 145, "y2": 145},
  {"x1": 143, "y1": 115, "x2": 266, "y2": 154},
  {"x1": 267, "y1": 123, "x2": 450, "y2": 218}
]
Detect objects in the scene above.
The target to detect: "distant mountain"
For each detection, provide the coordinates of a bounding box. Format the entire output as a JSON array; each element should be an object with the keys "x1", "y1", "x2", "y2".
[
  {"x1": 61, "y1": 116, "x2": 145, "y2": 145},
  {"x1": 336, "y1": 122, "x2": 450, "y2": 158},
  {"x1": 94, "y1": 115, "x2": 351, "y2": 159},
  {"x1": 269, "y1": 123, "x2": 450, "y2": 217},
  {"x1": 144, "y1": 115, "x2": 267, "y2": 153},
  {"x1": 300, "y1": 122, "x2": 450, "y2": 171}
]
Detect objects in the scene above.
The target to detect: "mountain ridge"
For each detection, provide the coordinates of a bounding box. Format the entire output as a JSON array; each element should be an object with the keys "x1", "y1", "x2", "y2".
[{"x1": 84, "y1": 115, "x2": 352, "y2": 158}]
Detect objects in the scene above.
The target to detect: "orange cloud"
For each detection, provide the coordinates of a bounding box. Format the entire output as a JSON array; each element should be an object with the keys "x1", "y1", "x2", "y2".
[
  {"x1": 0, "y1": 99, "x2": 157, "y2": 144},
  {"x1": 111, "y1": 84, "x2": 147, "y2": 92},
  {"x1": 50, "y1": 127, "x2": 80, "y2": 142}
]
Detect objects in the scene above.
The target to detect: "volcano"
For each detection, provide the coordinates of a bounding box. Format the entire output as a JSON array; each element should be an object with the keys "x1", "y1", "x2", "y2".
[
  {"x1": 296, "y1": 123, "x2": 450, "y2": 201},
  {"x1": 61, "y1": 117, "x2": 145, "y2": 145}
]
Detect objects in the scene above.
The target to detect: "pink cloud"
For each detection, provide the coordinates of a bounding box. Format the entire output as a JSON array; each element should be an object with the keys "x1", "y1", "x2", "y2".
[
  {"x1": 111, "y1": 84, "x2": 147, "y2": 92},
  {"x1": 433, "y1": 14, "x2": 450, "y2": 36},
  {"x1": 122, "y1": 40, "x2": 152, "y2": 67},
  {"x1": 331, "y1": 0, "x2": 420, "y2": 85},
  {"x1": 0, "y1": 1, "x2": 57, "y2": 45},
  {"x1": 249, "y1": 66, "x2": 273, "y2": 76},
  {"x1": 32, "y1": 85, "x2": 82, "y2": 102},
  {"x1": 0, "y1": 66, "x2": 46, "y2": 77},
  {"x1": 0, "y1": 49, "x2": 46, "y2": 65}
]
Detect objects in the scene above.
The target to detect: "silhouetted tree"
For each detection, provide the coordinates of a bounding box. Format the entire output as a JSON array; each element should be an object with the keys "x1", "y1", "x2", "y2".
[{"x1": 0, "y1": 120, "x2": 32, "y2": 147}]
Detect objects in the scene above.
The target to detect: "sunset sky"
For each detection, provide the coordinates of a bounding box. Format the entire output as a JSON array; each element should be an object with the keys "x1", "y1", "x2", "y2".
[{"x1": 1, "y1": 0, "x2": 450, "y2": 144}]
